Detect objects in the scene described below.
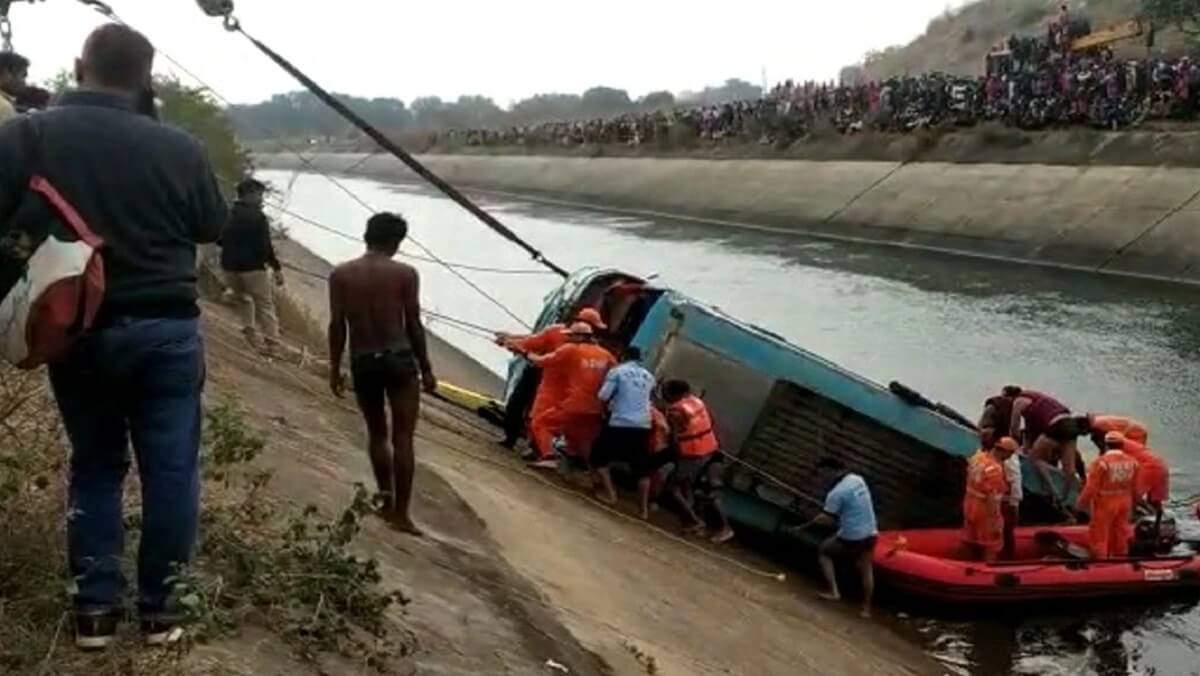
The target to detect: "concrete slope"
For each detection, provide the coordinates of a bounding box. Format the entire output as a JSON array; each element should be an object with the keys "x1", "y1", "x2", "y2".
[{"x1": 259, "y1": 153, "x2": 1200, "y2": 284}]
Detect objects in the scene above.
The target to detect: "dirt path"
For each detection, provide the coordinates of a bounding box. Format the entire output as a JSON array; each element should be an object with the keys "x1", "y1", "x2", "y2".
[{"x1": 229, "y1": 242, "x2": 943, "y2": 676}]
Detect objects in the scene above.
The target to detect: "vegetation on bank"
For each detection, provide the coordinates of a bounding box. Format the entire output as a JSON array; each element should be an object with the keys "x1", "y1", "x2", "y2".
[{"x1": 0, "y1": 80, "x2": 407, "y2": 675}]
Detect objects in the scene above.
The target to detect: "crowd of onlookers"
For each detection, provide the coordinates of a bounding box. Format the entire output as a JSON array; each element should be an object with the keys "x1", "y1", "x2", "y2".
[{"x1": 439, "y1": 26, "x2": 1200, "y2": 149}]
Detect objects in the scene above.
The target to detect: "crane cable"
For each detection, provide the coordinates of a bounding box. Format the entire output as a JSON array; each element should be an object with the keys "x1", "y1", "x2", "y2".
[
  {"x1": 73, "y1": 0, "x2": 536, "y2": 331},
  {"x1": 192, "y1": 0, "x2": 568, "y2": 280}
]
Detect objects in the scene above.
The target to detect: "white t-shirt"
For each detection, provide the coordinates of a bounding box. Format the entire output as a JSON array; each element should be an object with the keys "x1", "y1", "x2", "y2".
[{"x1": 1004, "y1": 453, "x2": 1023, "y2": 506}]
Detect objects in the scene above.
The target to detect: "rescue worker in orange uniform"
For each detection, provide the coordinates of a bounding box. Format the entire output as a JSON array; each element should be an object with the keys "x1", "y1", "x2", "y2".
[
  {"x1": 1076, "y1": 431, "x2": 1141, "y2": 559},
  {"x1": 498, "y1": 308, "x2": 607, "y2": 458},
  {"x1": 1093, "y1": 433, "x2": 1169, "y2": 533},
  {"x1": 963, "y1": 436, "x2": 1016, "y2": 562},
  {"x1": 527, "y1": 322, "x2": 615, "y2": 468},
  {"x1": 663, "y1": 380, "x2": 735, "y2": 544},
  {"x1": 1086, "y1": 414, "x2": 1149, "y2": 446}
]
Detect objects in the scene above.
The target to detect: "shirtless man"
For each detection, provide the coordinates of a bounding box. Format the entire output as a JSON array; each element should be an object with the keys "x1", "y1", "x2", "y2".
[{"x1": 328, "y1": 213, "x2": 436, "y2": 535}]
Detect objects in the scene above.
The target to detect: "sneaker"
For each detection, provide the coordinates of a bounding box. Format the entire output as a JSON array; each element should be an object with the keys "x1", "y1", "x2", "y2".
[
  {"x1": 75, "y1": 610, "x2": 120, "y2": 651},
  {"x1": 142, "y1": 618, "x2": 185, "y2": 647},
  {"x1": 528, "y1": 458, "x2": 560, "y2": 470}
]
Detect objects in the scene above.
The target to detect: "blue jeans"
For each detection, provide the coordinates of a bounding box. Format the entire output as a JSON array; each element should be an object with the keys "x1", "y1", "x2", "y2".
[{"x1": 49, "y1": 316, "x2": 204, "y2": 619}]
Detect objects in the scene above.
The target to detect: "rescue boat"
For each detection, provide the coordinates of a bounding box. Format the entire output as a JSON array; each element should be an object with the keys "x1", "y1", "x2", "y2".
[{"x1": 873, "y1": 527, "x2": 1200, "y2": 604}]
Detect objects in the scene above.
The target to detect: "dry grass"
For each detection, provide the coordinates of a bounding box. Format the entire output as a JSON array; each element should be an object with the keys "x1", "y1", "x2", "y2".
[
  {"x1": 857, "y1": 0, "x2": 1174, "y2": 81},
  {"x1": 0, "y1": 358, "x2": 410, "y2": 675}
]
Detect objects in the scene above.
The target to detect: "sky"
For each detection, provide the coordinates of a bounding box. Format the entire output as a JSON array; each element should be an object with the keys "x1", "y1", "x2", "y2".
[{"x1": 7, "y1": 0, "x2": 970, "y2": 105}]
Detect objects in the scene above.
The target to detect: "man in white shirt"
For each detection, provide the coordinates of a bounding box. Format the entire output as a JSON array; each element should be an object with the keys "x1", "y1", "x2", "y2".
[
  {"x1": 1003, "y1": 450, "x2": 1023, "y2": 560},
  {"x1": 0, "y1": 52, "x2": 29, "y2": 123}
]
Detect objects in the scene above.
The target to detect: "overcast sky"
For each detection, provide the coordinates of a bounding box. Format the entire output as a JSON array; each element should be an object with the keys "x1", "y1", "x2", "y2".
[{"x1": 9, "y1": 0, "x2": 969, "y2": 105}]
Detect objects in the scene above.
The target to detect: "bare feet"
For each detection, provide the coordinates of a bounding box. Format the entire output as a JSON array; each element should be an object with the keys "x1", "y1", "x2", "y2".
[
  {"x1": 594, "y1": 490, "x2": 618, "y2": 506},
  {"x1": 639, "y1": 509, "x2": 650, "y2": 521},
  {"x1": 391, "y1": 514, "x2": 425, "y2": 537},
  {"x1": 860, "y1": 607, "x2": 872, "y2": 619},
  {"x1": 683, "y1": 523, "x2": 707, "y2": 537},
  {"x1": 817, "y1": 591, "x2": 841, "y2": 602}
]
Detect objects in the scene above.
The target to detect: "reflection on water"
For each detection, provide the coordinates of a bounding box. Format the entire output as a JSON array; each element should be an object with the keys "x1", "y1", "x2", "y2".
[{"x1": 261, "y1": 169, "x2": 1200, "y2": 676}]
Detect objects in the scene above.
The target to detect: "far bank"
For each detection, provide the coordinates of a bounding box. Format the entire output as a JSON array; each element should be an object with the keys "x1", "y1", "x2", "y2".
[{"x1": 258, "y1": 152, "x2": 1200, "y2": 285}]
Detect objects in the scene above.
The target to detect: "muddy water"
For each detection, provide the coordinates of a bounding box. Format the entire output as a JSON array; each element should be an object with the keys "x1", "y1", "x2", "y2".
[{"x1": 260, "y1": 169, "x2": 1200, "y2": 676}]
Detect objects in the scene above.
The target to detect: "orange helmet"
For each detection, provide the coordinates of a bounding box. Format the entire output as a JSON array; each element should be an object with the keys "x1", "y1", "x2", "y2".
[
  {"x1": 996, "y1": 437, "x2": 1019, "y2": 453},
  {"x1": 567, "y1": 322, "x2": 594, "y2": 336},
  {"x1": 1104, "y1": 430, "x2": 1126, "y2": 447},
  {"x1": 575, "y1": 307, "x2": 607, "y2": 330}
]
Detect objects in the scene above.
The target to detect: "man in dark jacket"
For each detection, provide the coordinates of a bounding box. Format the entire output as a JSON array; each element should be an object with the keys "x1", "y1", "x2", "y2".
[
  {"x1": 0, "y1": 24, "x2": 227, "y2": 649},
  {"x1": 220, "y1": 177, "x2": 283, "y2": 352}
]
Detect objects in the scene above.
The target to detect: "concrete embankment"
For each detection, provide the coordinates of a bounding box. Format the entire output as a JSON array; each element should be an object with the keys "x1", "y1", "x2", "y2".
[{"x1": 260, "y1": 152, "x2": 1200, "y2": 284}]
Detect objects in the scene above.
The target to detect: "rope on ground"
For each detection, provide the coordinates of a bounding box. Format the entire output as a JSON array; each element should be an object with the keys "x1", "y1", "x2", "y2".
[{"x1": 76, "y1": 0, "x2": 536, "y2": 332}]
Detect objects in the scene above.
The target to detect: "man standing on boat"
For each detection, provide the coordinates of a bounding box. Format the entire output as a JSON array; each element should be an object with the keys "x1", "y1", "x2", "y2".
[
  {"x1": 496, "y1": 307, "x2": 607, "y2": 457},
  {"x1": 329, "y1": 212, "x2": 436, "y2": 535},
  {"x1": 1003, "y1": 386, "x2": 1085, "y2": 514},
  {"x1": 963, "y1": 437, "x2": 1016, "y2": 562},
  {"x1": 1087, "y1": 424, "x2": 1169, "y2": 534},
  {"x1": 1076, "y1": 431, "x2": 1140, "y2": 559},
  {"x1": 801, "y1": 457, "x2": 878, "y2": 619}
]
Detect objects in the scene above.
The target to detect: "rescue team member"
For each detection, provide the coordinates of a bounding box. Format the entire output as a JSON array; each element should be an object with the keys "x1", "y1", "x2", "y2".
[
  {"x1": 592, "y1": 346, "x2": 655, "y2": 505},
  {"x1": 526, "y1": 322, "x2": 615, "y2": 469},
  {"x1": 329, "y1": 213, "x2": 437, "y2": 536},
  {"x1": 497, "y1": 308, "x2": 606, "y2": 455},
  {"x1": 1005, "y1": 386, "x2": 1084, "y2": 512},
  {"x1": 662, "y1": 380, "x2": 735, "y2": 544},
  {"x1": 1076, "y1": 432, "x2": 1140, "y2": 559},
  {"x1": 219, "y1": 177, "x2": 284, "y2": 354},
  {"x1": 1091, "y1": 432, "x2": 1170, "y2": 531},
  {"x1": 1002, "y1": 437, "x2": 1022, "y2": 560},
  {"x1": 800, "y1": 457, "x2": 878, "y2": 619},
  {"x1": 0, "y1": 25, "x2": 228, "y2": 649},
  {"x1": 1087, "y1": 414, "x2": 1149, "y2": 446},
  {"x1": 963, "y1": 437, "x2": 1017, "y2": 562}
]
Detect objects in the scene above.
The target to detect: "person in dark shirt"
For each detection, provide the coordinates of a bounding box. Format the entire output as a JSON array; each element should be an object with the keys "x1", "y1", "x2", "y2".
[
  {"x1": 0, "y1": 51, "x2": 28, "y2": 122},
  {"x1": 0, "y1": 24, "x2": 227, "y2": 650},
  {"x1": 219, "y1": 177, "x2": 282, "y2": 352}
]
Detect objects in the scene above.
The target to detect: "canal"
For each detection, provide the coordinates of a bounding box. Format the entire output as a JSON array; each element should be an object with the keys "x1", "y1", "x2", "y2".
[{"x1": 261, "y1": 168, "x2": 1200, "y2": 676}]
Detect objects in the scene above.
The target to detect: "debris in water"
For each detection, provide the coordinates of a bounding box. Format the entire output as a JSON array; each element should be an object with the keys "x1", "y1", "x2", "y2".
[{"x1": 545, "y1": 658, "x2": 570, "y2": 673}]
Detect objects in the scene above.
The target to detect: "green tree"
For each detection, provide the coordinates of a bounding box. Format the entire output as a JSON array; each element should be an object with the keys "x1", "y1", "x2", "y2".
[
  {"x1": 638, "y1": 90, "x2": 676, "y2": 111},
  {"x1": 1143, "y1": 0, "x2": 1200, "y2": 35},
  {"x1": 157, "y1": 77, "x2": 251, "y2": 191}
]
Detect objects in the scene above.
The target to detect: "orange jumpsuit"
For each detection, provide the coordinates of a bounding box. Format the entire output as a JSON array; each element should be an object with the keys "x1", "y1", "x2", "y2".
[
  {"x1": 1078, "y1": 450, "x2": 1140, "y2": 558},
  {"x1": 962, "y1": 450, "x2": 1009, "y2": 556},
  {"x1": 1123, "y1": 439, "x2": 1169, "y2": 504},
  {"x1": 534, "y1": 342, "x2": 615, "y2": 459},
  {"x1": 513, "y1": 325, "x2": 570, "y2": 458},
  {"x1": 1090, "y1": 416, "x2": 1149, "y2": 445}
]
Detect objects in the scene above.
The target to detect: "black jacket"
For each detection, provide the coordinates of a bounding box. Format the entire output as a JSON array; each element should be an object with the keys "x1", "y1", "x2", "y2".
[
  {"x1": 220, "y1": 201, "x2": 280, "y2": 273},
  {"x1": 0, "y1": 91, "x2": 228, "y2": 319}
]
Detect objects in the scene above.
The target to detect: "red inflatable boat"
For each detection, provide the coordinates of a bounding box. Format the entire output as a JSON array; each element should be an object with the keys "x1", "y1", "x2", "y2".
[{"x1": 873, "y1": 526, "x2": 1200, "y2": 604}]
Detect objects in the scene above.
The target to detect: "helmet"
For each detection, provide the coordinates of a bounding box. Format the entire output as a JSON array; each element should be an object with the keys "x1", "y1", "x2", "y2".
[
  {"x1": 567, "y1": 322, "x2": 593, "y2": 336},
  {"x1": 575, "y1": 308, "x2": 607, "y2": 330},
  {"x1": 1104, "y1": 430, "x2": 1126, "y2": 446}
]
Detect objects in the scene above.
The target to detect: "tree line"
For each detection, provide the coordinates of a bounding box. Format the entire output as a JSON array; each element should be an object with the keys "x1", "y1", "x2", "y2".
[{"x1": 226, "y1": 79, "x2": 763, "y2": 140}]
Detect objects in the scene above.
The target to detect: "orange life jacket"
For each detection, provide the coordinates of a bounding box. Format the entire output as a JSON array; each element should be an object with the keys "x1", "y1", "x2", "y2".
[
  {"x1": 962, "y1": 450, "x2": 1008, "y2": 549},
  {"x1": 1090, "y1": 415, "x2": 1149, "y2": 445},
  {"x1": 1080, "y1": 450, "x2": 1139, "y2": 507},
  {"x1": 670, "y1": 395, "x2": 719, "y2": 457}
]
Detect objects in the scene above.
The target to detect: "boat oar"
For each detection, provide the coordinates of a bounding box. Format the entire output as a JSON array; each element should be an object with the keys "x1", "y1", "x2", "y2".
[{"x1": 888, "y1": 381, "x2": 978, "y2": 430}]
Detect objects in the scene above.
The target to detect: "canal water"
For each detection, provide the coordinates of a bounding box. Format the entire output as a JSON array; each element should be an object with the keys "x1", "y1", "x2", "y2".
[{"x1": 261, "y1": 169, "x2": 1200, "y2": 676}]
